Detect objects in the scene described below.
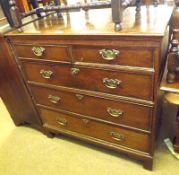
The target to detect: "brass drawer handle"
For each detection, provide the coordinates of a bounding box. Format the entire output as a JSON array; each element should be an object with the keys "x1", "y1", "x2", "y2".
[
  {"x1": 32, "y1": 46, "x2": 45, "y2": 57},
  {"x1": 107, "y1": 107, "x2": 123, "y2": 118},
  {"x1": 109, "y1": 132, "x2": 125, "y2": 141},
  {"x1": 40, "y1": 70, "x2": 53, "y2": 79},
  {"x1": 99, "y1": 49, "x2": 120, "y2": 60},
  {"x1": 103, "y1": 78, "x2": 121, "y2": 89},
  {"x1": 56, "y1": 118, "x2": 67, "y2": 127},
  {"x1": 71, "y1": 67, "x2": 80, "y2": 75},
  {"x1": 76, "y1": 94, "x2": 84, "y2": 100},
  {"x1": 48, "y1": 95, "x2": 61, "y2": 104},
  {"x1": 82, "y1": 118, "x2": 90, "y2": 125}
]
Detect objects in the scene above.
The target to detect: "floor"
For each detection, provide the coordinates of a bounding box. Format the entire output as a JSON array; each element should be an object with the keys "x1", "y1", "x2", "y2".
[{"x1": 0, "y1": 97, "x2": 179, "y2": 175}]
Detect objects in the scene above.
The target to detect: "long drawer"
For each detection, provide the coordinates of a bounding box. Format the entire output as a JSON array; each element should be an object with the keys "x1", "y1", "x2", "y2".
[
  {"x1": 22, "y1": 62, "x2": 153, "y2": 100},
  {"x1": 31, "y1": 85, "x2": 152, "y2": 131},
  {"x1": 73, "y1": 46, "x2": 153, "y2": 68},
  {"x1": 39, "y1": 107, "x2": 150, "y2": 153},
  {"x1": 14, "y1": 44, "x2": 72, "y2": 62}
]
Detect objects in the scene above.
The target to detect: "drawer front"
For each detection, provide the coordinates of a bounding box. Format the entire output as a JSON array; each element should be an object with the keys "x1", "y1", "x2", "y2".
[
  {"x1": 14, "y1": 44, "x2": 71, "y2": 62},
  {"x1": 22, "y1": 62, "x2": 153, "y2": 100},
  {"x1": 73, "y1": 46, "x2": 153, "y2": 68},
  {"x1": 31, "y1": 85, "x2": 152, "y2": 130},
  {"x1": 39, "y1": 108, "x2": 150, "y2": 153}
]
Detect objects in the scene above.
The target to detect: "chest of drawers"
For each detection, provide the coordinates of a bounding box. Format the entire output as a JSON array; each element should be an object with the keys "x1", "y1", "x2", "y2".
[{"x1": 5, "y1": 6, "x2": 173, "y2": 170}]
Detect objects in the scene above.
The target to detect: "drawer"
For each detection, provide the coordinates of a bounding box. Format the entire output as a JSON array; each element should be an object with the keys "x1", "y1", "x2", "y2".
[
  {"x1": 22, "y1": 62, "x2": 153, "y2": 100},
  {"x1": 31, "y1": 85, "x2": 152, "y2": 131},
  {"x1": 73, "y1": 46, "x2": 153, "y2": 68},
  {"x1": 13, "y1": 44, "x2": 71, "y2": 62},
  {"x1": 39, "y1": 108, "x2": 150, "y2": 153}
]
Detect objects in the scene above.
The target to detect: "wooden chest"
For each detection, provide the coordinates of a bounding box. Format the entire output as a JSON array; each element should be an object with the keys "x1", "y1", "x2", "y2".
[{"x1": 5, "y1": 6, "x2": 173, "y2": 170}]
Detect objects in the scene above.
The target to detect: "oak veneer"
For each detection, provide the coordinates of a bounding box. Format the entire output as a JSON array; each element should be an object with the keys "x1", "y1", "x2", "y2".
[
  {"x1": 0, "y1": 23, "x2": 41, "y2": 128},
  {"x1": 21, "y1": 61, "x2": 153, "y2": 100},
  {"x1": 4, "y1": 5, "x2": 173, "y2": 170},
  {"x1": 30, "y1": 85, "x2": 153, "y2": 131}
]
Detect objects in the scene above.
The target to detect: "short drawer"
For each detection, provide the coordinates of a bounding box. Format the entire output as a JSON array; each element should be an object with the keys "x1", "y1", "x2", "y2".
[
  {"x1": 31, "y1": 85, "x2": 152, "y2": 131},
  {"x1": 39, "y1": 108, "x2": 150, "y2": 153},
  {"x1": 22, "y1": 62, "x2": 153, "y2": 100},
  {"x1": 73, "y1": 46, "x2": 153, "y2": 68},
  {"x1": 13, "y1": 44, "x2": 71, "y2": 62}
]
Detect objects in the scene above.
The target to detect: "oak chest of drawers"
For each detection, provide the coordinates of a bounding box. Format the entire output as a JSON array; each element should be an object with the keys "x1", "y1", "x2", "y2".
[{"x1": 5, "y1": 6, "x2": 173, "y2": 170}]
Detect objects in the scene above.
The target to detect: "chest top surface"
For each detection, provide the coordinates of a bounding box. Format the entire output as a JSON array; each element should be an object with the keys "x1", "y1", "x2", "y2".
[{"x1": 6, "y1": 5, "x2": 173, "y2": 37}]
